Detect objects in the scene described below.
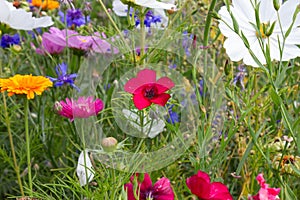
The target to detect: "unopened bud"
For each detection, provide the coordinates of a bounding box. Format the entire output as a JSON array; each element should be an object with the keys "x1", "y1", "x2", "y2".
[
  {"x1": 54, "y1": 101, "x2": 63, "y2": 112},
  {"x1": 12, "y1": 45, "x2": 22, "y2": 52},
  {"x1": 273, "y1": 0, "x2": 280, "y2": 11},
  {"x1": 101, "y1": 137, "x2": 118, "y2": 152}
]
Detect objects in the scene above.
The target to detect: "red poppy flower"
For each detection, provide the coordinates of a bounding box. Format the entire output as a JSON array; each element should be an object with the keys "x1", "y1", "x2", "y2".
[
  {"x1": 124, "y1": 173, "x2": 174, "y2": 200},
  {"x1": 186, "y1": 170, "x2": 233, "y2": 200},
  {"x1": 124, "y1": 69, "x2": 175, "y2": 110}
]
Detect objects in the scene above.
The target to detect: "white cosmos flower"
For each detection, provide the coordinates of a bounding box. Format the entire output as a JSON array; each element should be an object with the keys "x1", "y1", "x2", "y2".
[
  {"x1": 0, "y1": 0, "x2": 53, "y2": 30},
  {"x1": 76, "y1": 151, "x2": 94, "y2": 186},
  {"x1": 122, "y1": 108, "x2": 165, "y2": 138},
  {"x1": 113, "y1": 0, "x2": 175, "y2": 28},
  {"x1": 218, "y1": 0, "x2": 300, "y2": 67}
]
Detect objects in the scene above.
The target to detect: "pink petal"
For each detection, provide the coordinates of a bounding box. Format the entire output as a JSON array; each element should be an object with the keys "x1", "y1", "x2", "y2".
[
  {"x1": 154, "y1": 84, "x2": 170, "y2": 94},
  {"x1": 133, "y1": 93, "x2": 152, "y2": 110},
  {"x1": 139, "y1": 173, "x2": 153, "y2": 192},
  {"x1": 156, "y1": 77, "x2": 175, "y2": 90},
  {"x1": 150, "y1": 93, "x2": 171, "y2": 106},
  {"x1": 124, "y1": 69, "x2": 157, "y2": 93},
  {"x1": 152, "y1": 177, "x2": 174, "y2": 200}
]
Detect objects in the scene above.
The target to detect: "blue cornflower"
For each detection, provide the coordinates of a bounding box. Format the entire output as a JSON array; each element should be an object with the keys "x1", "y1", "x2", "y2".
[
  {"x1": 165, "y1": 105, "x2": 180, "y2": 124},
  {"x1": 59, "y1": 9, "x2": 90, "y2": 27},
  {"x1": 134, "y1": 10, "x2": 162, "y2": 28},
  {"x1": 0, "y1": 33, "x2": 20, "y2": 48},
  {"x1": 47, "y1": 63, "x2": 80, "y2": 91}
]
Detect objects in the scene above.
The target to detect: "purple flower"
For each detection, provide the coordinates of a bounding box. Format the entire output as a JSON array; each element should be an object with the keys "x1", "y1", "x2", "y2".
[
  {"x1": 233, "y1": 65, "x2": 247, "y2": 90},
  {"x1": 36, "y1": 28, "x2": 65, "y2": 55},
  {"x1": 134, "y1": 10, "x2": 162, "y2": 28},
  {"x1": 47, "y1": 63, "x2": 80, "y2": 91},
  {"x1": 59, "y1": 9, "x2": 90, "y2": 27},
  {"x1": 0, "y1": 33, "x2": 20, "y2": 48}
]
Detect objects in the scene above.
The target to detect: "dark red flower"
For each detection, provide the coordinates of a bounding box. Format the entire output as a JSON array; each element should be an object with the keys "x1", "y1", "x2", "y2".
[
  {"x1": 124, "y1": 173, "x2": 174, "y2": 200},
  {"x1": 186, "y1": 170, "x2": 233, "y2": 200},
  {"x1": 124, "y1": 69, "x2": 175, "y2": 110}
]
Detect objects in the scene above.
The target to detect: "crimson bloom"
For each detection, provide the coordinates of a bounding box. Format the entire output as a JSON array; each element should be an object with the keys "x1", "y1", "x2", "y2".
[
  {"x1": 124, "y1": 173, "x2": 174, "y2": 200},
  {"x1": 124, "y1": 69, "x2": 174, "y2": 110},
  {"x1": 186, "y1": 170, "x2": 233, "y2": 200},
  {"x1": 54, "y1": 96, "x2": 104, "y2": 122},
  {"x1": 249, "y1": 173, "x2": 280, "y2": 200}
]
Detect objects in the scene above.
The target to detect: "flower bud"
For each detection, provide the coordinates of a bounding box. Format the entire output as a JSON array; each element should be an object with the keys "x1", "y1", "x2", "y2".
[
  {"x1": 273, "y1": 0, "x2": 280, "y2": 11},
  {"x1": 101, "y1": 137, "x2": 118, "y2": 152},
  {"x1": 12, "y1": 45, "x2": 22, "y2": 52},
  {"x1": 54, "y1": 101, "x2": 63, "y2": 112}
]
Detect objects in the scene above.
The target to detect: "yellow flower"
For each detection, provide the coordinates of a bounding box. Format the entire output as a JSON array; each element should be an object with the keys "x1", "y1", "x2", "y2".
[
  {"x1": 0, "y1": 74, "x2": 53, "y2": 99},
  {"x1": 31, "y1": 0, "x2": 60, "y2": 10}
]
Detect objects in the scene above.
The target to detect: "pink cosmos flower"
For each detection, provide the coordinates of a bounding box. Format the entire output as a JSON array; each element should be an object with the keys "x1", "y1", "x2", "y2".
[
  {"x1": 54, "y1": 96, "x2": 104, "y2": 121},
  {"x1": 186, "y1": 170, "x2": 233, "y2": 200},
  {"x1": 124, "y1": 69, "x2": 174, "y2": 110},
  {"x1": 249, "y1": 174, "x2": 280, "y2": 200},
  {"x1": 36, "y1": 27, "x2": 66, "y2": 55},
  {"x1": 124, "y1": 173, "x2": 174, "y2": 200}
]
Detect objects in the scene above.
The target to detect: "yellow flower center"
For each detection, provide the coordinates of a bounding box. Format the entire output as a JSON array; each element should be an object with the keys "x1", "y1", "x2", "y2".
[{"x1": 256, "y1": 23, "x2": 269, "y2": 39}]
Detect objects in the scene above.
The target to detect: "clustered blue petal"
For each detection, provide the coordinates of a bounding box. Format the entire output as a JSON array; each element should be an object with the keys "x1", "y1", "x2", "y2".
[
  {"x1": 134, "y1": 10, "x2": 162, "y2": 28},
  {"x1": 166, "y1": 104, "x2": 180, "y2": 124},
  {"x1": 47, "y1": 62, "x2": 80, "y2": 91},
  {"x1": 0, "y1": 34, "x2": 20, "y2": 48},
  {"x1": 59, "y1": 9, "x2": 90, "y2": 27}
]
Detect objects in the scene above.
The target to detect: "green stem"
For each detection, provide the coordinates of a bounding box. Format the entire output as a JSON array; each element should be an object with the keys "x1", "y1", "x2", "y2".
[
  {"x1": 203, "y1": 0, "x2": 217, "y2": 46},
  {"x1": 2, "y1": 93, "x2": 24, "y2": 196},
  {"x1": 24, "y1": 98, "x2": 33, "y2": 196},
  {"x1": 139, "y1": 9, "x2": 146, "y2": 67}
]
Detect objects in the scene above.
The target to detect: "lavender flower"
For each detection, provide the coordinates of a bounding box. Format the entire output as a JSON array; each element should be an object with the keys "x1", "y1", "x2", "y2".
[
  {"x1": 165, "y1": 104, "x2": 179, "y2": 124},
  {"x1": 233, "y1": 65, "x2": 247, "y2": 90},
  {"x1": 47, "y1": 63, "x2": 80, "y2": 91},
  {"x1": 134, "y1": 10, "x2": 162, "y2": 28},
  {"x1": 0, "y1": 33, "x2": 20, "y2": 48}
]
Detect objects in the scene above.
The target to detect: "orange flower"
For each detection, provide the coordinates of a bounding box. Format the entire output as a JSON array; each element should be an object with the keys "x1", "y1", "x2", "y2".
[
  {"x1": 0, "y1": 74, "x2": 53, "y2": 99},
  {"x1": 31, "y1": 0, "x2": 60, "y2": 10}
]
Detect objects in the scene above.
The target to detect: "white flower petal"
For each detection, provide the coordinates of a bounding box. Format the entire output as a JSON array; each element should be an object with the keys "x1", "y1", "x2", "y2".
[
  {"x1": 223, "y1": 35, "x2": 248, "y2": 61},
  {"x1": 112, "y1": 0, "x2": 128, "y2": 17},
  {"x1": 122, "y1": 109, "x2": 165, "y2": 138},
  {"x1": 278, "y1": 0, "x2": 299, "y2": 30},
  {"x1": 259, "y1": 0, "x2": 276, "y2": 23},
  {"x1": 0, "y1": 0, "x2": 53, "y2": 30},
  {"x1": 76, "y1": 151, "x2": 94, "y2": 187},
  {"x1": 136, "y1": 0, "x2": 176, "y2": 10}
]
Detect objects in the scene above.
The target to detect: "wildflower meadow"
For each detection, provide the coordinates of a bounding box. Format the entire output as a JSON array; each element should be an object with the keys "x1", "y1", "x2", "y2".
[{"x1": 0, "y1": 0, "x2": 300, "y2": 199}]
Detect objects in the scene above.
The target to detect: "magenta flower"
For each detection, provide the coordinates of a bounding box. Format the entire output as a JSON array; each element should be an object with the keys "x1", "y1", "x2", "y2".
[
  {"x1": 36, "y1": 27, "x2": 65, "y2": 55},
  {"x1": 124, "y1": 69, "x2": 174, "y2": 110},
  {"x1": 186, "y1": 170, "x2": 233, "y2": 200},
  {"x1": 249, "y1": 174, "x2": 280, "y2": 200},
  {"x1": 124, "y1": 173, "x2": 174, "y2": 200},
  {"x1": 54, "y1": 96, "x2": 104, "y2": 121}
]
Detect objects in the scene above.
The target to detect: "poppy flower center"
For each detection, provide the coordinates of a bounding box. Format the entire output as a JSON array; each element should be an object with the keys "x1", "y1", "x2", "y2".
[{"x1": 143, "y1": 85, "x2": 157, "y2": 100}]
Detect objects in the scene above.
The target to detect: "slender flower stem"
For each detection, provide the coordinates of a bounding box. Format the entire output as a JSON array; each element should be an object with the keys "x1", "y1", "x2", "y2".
[
  {"x1": 203, "y1": 0, "x2": 217, "y2": 46},
  {"x1": 24, "y1": 98, "x2": 33, "y2": 196},
  {"x1": 2, "y1": 93, "x2": 24, "y2": 196},
  {"x1": 139, "y1": 9, "x2": 146, "y2": 67}
]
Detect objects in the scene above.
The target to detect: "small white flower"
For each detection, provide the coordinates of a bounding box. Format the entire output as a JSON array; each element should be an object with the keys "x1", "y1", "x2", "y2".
[
  {"x1": 218, "y1": 0, "x2": 300, "y2": 67},
  {"x1": 122, "y1": 108, "x2": 165, "y2": 138},
  {"x1": 76, "y1": 150, "x2": 94, "y2": 186},
  {"x1": 0, "y1": 0, "x2": 53, "y2": 30}
]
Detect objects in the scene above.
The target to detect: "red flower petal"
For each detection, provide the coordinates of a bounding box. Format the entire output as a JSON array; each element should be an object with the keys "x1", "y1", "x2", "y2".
[
  {"x1": 186, "y1": 171, "x2": 211, "y2": 199},
  {"x1": 150, "y1": 93, "x2": 171, "y2": 106},
  {"x1": 138, "y1": 69, "x2": 156, "y2": 83},
  {"x1": 124, "y1": 183, "x2": 136, "y2": 200},
  {"x1": 156, "y1": 77, "x2": 175, "y2": 90},
  {"x1": 138, "y1": 173, "x2": 153, "y2": 193},
  {"x1": 133, "y1": 93, "x2": 152, "y2": 110},
  {"x1": 124, "y1": 69, "x2": 156, "y2": 93},
  {"x1": 209, "y1": 182, "x2": 233, "y2": 200},
  {"x1": 152, "y1": 177, "x2": 174, "y2": 200}
]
